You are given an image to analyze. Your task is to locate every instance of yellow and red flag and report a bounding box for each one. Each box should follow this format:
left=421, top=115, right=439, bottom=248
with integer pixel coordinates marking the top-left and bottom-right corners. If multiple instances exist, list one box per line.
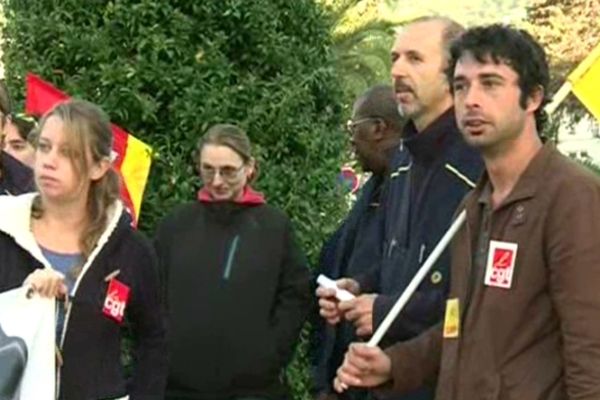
left=568, top=42, right=600, bottom=121
left=25, top=73, right=152, bottom=226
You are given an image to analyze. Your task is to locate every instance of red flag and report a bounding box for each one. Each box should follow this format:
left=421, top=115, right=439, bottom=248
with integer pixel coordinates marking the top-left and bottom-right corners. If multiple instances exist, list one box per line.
left=25, top=73, right=152, bottom=226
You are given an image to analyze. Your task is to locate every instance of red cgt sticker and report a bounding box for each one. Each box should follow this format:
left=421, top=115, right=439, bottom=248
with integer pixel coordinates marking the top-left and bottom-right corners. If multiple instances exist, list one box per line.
left=102, top=278, right=130, bottom=323
left=484, top=240, right=518, bottom=289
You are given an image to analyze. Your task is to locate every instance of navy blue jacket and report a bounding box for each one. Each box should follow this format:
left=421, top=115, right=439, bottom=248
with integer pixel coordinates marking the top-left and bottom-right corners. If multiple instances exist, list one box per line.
left=356, top=109, right=483, bottom=399
left=312, top=174, right=386, bottom=399
left=0, top=151, right=34, bottom=195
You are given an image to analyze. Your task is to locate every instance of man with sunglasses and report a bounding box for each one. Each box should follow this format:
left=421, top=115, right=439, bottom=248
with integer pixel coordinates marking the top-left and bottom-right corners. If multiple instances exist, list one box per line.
left=313, top=85, right=403, bottom=400
left=317, top=16, right=483, bottom=400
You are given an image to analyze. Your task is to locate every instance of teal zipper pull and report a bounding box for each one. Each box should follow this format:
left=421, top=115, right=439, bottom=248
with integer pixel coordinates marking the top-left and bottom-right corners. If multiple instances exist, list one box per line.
left=223, top=235, right=240, bottom=280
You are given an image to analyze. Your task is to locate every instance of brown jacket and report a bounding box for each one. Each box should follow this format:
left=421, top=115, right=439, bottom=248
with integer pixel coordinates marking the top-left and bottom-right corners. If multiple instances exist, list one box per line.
left=383, top=143, right=600, bottom=400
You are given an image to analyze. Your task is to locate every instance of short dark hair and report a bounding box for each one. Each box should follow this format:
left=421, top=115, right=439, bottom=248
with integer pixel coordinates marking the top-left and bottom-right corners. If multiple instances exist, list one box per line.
left=448, top=24, right=550, bottom=132
left=354, top=84, right=404, bottom=132
left=11, top=114, right=38, bottom=142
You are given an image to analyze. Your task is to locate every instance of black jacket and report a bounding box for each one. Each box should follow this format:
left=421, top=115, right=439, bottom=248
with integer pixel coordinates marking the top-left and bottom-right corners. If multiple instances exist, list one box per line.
left=0, top=194, right=167, bottom=400
left=312, top=174, right=386, bottom=400
left=155, top=200, right=311, bottom=400
left=0, top=151, right=34, bottom=195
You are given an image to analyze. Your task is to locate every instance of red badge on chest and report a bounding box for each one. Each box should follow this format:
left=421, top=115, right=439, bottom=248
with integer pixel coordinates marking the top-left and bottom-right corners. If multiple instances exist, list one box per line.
left=102, top=278, right=130, bottom=323
left=484, top=240, right=518, bottom=289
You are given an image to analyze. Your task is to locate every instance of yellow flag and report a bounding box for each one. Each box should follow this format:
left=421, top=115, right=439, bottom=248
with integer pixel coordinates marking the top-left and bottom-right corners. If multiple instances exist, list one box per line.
left=568, top=42, right=600, bottom=121
left=119, top=134, right=153, bottom=223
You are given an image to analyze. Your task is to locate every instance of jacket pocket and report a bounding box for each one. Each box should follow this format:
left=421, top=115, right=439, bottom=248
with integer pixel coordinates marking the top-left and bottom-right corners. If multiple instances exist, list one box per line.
left=223, top=235, right=240, bottom=280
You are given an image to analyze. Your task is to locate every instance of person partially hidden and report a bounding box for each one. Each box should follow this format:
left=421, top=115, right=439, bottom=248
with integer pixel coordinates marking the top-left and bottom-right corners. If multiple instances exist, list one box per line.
left=0, top=323, right=28, bottom=399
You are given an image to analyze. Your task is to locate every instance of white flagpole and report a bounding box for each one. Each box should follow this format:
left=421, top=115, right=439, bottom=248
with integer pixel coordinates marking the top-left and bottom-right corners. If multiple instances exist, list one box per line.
left=367, top=210, right=467, bottom=347
left=545, top=81, right=572, bottom=116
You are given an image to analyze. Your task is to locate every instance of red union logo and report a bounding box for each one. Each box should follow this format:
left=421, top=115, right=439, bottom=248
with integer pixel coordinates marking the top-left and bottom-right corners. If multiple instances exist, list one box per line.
left=104, top=291, right=126, bottom=319
left=102, top=279, right=130, bottom=323
left=492, top=248, right=514, bottom=270
left=485, top=240, right=518, bottom=289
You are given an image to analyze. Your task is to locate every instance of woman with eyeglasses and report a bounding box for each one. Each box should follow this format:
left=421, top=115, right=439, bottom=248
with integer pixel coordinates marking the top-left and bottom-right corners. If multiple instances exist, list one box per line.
left=155, top=123, right=311, bottom=400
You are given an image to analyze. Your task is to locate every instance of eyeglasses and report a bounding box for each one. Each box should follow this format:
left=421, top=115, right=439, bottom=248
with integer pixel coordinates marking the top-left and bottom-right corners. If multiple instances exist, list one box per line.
left=346, top=117, right=381, bottom=135
left=199, top=164, right=246, bottom=182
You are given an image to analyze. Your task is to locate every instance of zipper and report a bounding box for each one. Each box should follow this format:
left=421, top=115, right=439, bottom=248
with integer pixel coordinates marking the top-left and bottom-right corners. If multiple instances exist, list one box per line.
left=387, top=238, right=398, bottom=258
left=418, top=244, right=426, bottom=264
left=461, top=209, right=491, bottom=325
left=55, top=203, right=123, bottom=399
left=57, top=298, right=72, bottom=397
left=462, top=262, right=479, bottom=323
left=222, top=235, right=240, bottom=280
left=58, top=203, right=122, bottom=349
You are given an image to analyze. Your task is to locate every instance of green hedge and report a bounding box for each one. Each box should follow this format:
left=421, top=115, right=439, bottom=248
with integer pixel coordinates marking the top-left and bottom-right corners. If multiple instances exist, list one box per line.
left=2, top=0, right=348, bottom=398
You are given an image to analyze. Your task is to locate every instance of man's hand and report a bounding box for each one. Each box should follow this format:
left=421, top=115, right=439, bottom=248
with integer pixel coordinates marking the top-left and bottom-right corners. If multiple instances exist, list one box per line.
left=316, top=278, right=360, bottom=325
left=334, top=343, right=392, bottom=392
left=339, top=294, right=376, bottom=337
left=24, top=268, right=67, bottom=299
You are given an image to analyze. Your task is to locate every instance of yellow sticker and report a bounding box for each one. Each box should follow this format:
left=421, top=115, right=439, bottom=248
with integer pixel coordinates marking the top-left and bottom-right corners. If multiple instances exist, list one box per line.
left=443, top=298, right=460, bottom=338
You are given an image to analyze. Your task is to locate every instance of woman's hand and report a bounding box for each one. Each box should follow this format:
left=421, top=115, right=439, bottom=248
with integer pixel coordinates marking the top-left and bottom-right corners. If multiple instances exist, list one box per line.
left=24, top=269, right=67, bottom=299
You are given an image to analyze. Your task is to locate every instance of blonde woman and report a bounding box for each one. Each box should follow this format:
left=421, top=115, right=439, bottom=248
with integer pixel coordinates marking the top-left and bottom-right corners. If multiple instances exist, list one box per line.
left=0, top=100, right=167, bottom=399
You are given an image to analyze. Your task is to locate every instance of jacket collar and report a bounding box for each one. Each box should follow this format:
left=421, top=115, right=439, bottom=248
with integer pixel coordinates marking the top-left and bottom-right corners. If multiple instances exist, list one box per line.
left=468, top=141, right=556, bottom=211
left=0, top=193, right=124, bottom=295
left=0, top=193, right=49, bottom=267
left=197, top=185, right=266, bottom=205
left=403, top=107, right=457, bottom=164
